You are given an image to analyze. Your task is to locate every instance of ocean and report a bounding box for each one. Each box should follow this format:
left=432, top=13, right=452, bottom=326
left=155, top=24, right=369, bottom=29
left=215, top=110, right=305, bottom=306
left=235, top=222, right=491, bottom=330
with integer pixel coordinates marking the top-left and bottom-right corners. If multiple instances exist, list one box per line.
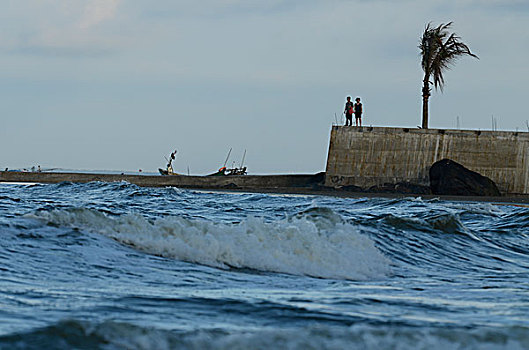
left=1, top=181, right=528, bottom=349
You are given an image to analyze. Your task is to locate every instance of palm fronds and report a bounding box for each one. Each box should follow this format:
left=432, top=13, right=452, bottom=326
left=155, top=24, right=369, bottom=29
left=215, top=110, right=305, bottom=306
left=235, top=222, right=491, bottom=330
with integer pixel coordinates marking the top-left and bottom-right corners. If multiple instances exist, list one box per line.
left=419, top=22, right=478, bottom=128
left=420, top=22, right=478, bottom=91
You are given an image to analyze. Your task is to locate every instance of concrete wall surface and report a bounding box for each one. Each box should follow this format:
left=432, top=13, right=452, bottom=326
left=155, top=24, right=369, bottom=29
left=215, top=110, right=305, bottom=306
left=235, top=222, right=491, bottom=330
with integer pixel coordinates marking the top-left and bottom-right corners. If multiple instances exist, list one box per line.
left=325, top=126, right=529, bottom=194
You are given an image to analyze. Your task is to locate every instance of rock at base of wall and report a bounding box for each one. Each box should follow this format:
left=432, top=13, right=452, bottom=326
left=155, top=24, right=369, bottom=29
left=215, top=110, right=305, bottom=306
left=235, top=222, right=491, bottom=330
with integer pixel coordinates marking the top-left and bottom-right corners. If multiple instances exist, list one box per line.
left=395, top=182, right=432, bottom=195
left=341, top=184, right=364, bottom=192
left=429, top=159, right=501, bottom=196
left=367, top=182, right=432, bottom=195
left=222, top=183, right=240, bottom=189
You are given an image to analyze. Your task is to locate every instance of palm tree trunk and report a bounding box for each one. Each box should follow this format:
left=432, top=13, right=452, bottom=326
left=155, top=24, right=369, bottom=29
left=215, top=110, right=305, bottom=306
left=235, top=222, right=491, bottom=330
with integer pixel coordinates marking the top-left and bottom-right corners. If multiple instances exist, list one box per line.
left=421, top=77, right=430, bottom=129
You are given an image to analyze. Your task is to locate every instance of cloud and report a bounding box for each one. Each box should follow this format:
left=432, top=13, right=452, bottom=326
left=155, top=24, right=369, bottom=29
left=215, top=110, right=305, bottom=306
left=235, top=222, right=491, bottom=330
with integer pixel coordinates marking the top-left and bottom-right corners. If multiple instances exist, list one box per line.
left=0, top=0, right=126, bottom=57
left=79, top=0, right=121, bottom=29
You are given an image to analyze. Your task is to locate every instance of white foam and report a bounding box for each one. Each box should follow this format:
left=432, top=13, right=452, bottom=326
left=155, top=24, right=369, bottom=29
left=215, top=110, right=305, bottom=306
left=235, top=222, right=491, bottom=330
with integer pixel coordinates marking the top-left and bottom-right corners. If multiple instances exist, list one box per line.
left=35, top=320, right=529, bottom=350
left=448, top=202, right=505, bottom=216
left=27, top=208, right=391, bottom=280
left=175, top=325, right=529, bottom=350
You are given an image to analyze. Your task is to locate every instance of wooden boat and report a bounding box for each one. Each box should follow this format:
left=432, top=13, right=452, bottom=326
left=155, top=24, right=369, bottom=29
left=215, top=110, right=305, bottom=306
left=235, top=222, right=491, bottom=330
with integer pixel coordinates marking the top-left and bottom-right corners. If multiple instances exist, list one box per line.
left=207, top=148, right=247, bottom=176
left=158, top=168, right=178, bottom=176
left=207, top=166, right=247, bottom=177
left=159, top=148, right=247, bottom=176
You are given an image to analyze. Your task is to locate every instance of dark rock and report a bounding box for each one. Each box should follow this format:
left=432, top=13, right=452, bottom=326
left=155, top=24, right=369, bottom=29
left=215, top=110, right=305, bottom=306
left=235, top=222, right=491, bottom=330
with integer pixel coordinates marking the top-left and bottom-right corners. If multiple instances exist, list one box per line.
left=367, top=183, right=398, bottom=193
left=310, top=183, right=326, bottom=191
left=341, top=185, right=364, bottom=192
left=429, top=159, right=501, bottom=196
left=311, top=172, right=326, bottom=184
left=367, top=182, right=431, bottom=195
left=222, top=183, right=239, bottom=189
left=394, top=182, right=432, bottom=195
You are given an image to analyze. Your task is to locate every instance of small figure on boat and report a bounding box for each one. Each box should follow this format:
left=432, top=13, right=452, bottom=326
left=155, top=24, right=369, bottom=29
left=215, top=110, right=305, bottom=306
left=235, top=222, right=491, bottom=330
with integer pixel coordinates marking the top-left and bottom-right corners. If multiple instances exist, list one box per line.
left=159, top=150, right=178, bottom=176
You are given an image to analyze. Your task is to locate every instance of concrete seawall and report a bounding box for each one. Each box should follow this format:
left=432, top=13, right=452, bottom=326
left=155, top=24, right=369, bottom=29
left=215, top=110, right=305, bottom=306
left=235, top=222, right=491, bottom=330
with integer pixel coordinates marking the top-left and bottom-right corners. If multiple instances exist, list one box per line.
left=325, top=126, right=529, bottom=194
left=0, top=171, right=325, bottom=191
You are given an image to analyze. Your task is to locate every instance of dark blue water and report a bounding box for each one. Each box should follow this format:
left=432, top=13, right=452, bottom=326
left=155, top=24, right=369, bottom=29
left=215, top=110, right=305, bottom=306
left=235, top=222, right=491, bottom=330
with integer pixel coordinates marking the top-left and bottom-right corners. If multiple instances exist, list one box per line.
left=1, top=181, right=529, bottom=349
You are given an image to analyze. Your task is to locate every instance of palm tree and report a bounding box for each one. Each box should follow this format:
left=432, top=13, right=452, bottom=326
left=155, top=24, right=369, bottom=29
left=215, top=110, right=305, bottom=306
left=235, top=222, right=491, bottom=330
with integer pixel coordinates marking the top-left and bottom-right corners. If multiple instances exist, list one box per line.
left=419, top=22, right=478, bottom=129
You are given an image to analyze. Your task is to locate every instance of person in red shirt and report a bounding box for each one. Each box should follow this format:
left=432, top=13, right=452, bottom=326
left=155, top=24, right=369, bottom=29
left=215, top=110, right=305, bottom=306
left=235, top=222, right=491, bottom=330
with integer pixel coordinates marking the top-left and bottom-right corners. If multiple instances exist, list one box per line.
left=344, top=96, right=354, bottom=126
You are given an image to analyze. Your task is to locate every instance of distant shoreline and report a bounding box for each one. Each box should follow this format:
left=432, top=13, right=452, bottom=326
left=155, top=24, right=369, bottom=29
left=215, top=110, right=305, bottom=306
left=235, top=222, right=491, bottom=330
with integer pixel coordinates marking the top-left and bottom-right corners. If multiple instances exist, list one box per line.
left=1, top=171, right=529, bottom=205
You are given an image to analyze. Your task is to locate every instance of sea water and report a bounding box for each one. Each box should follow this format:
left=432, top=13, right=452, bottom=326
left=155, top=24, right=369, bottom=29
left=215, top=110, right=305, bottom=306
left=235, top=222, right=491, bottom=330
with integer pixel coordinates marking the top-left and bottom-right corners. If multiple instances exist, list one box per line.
left=0, top=181, right=528, bottom=349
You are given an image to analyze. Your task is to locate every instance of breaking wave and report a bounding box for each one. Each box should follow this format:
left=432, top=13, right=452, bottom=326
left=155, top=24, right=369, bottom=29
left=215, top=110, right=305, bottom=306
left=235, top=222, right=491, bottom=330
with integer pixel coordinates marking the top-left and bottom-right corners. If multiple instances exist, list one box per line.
left=26, top=207, right=391, bottom=281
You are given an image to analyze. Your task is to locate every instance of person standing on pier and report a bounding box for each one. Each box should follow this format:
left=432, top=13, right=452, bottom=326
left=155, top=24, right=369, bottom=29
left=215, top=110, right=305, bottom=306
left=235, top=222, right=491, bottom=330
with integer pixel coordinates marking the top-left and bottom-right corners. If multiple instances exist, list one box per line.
left=354, top=97, right=363, bottom=127
left=344, top=96, right=354, bottom=126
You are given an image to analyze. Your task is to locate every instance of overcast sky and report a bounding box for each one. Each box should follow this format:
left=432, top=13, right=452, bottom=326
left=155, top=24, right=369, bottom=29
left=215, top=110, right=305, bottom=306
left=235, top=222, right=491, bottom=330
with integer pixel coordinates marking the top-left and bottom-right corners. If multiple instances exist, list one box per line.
left=1, top=0, right=528, bottom=174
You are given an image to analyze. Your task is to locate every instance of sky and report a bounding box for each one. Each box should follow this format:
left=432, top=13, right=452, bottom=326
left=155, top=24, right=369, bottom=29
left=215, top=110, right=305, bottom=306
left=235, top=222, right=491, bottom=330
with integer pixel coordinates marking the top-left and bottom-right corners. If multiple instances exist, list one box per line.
left=1, top=0, right=528, bottom=174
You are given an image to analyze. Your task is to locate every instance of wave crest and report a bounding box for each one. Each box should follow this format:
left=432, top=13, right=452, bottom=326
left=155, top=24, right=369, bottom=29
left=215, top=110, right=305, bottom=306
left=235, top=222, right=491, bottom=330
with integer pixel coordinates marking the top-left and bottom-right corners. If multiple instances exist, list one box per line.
left=382, top=212, right=472, bottom=236
left=26, top=208, right=390, bottom=280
